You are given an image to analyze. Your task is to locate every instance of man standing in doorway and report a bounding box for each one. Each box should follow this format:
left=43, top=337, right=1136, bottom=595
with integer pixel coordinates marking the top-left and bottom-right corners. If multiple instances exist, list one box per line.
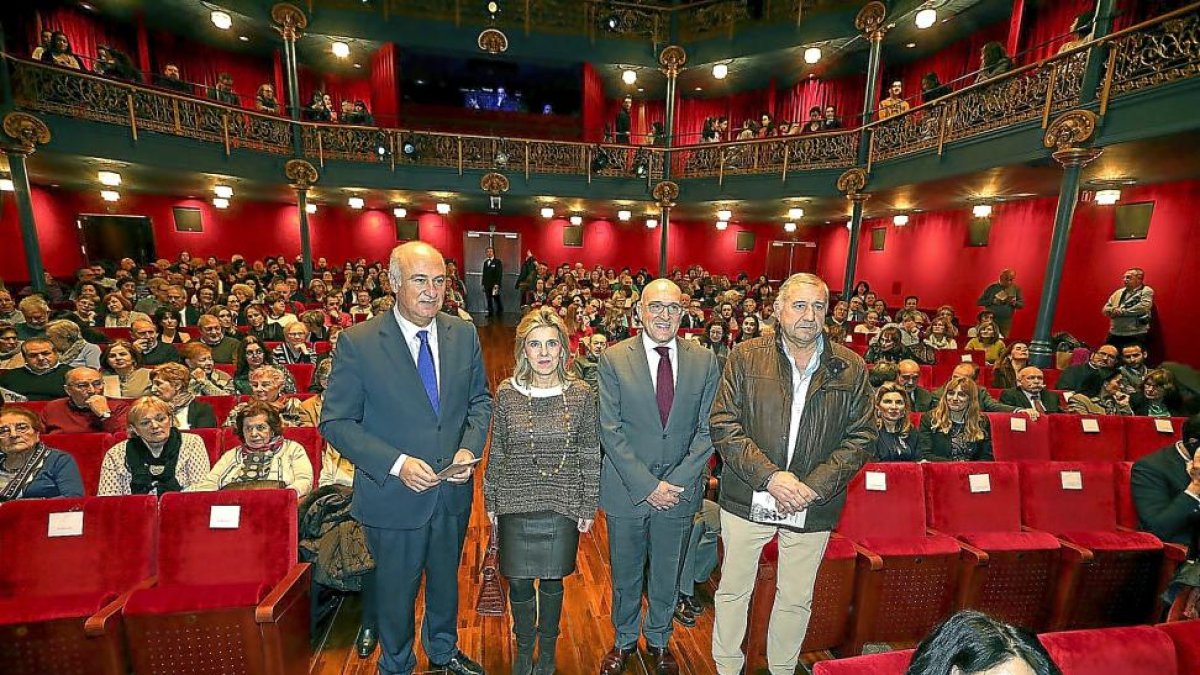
left=482, top=247, right=504, bottom=318
left=709, top=273, right=874, bottom=675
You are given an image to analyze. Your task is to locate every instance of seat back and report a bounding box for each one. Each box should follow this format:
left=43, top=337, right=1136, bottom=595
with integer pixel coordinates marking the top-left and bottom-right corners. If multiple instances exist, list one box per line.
left=836, top=463, right=927, bottom=541
left=923, top=461, right=1022, bottom=535
left=1114, top=461, right=1138, bottom=529
left=1039, top=625, right=1178, bottom=675
left=284, top=363, right=315, bottom=389
left=1042, top=368, right=1062, bottom=389
left=0, top=495, right=157, bottom=598
left=156, top=489, right=298, bottom=588
left=1124, top=416, right=1185, bottom=461
left=283, top=426, right=323, bottom=478
left=1050, top=414, right=1126, bottom=462
left=1019, top=462, right=1119, bottom=534
left=1156, top=620, right=1200, bottom=675
left=811, top=649, right=913, bottom=675
left=197, top=395, right=240, bottom=426
left=44, top=432, right=114, bottom=496
left=988, top=412, right=1052, bottom=462
left=919, top=365, right=934, bottom=389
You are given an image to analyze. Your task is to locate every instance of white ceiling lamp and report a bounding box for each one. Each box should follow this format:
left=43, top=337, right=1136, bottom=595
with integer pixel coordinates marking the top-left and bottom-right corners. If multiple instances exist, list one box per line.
left=1095, top=189, right=1122, bottom=205
left=210, top=10, right=232, bottom=30
left=972, top=204, right=993, bottom=218
left=0, top=178, right=13, bottom=191
left=617, top=209, right=632, bottom=221
left=645, top=218, right=658, bottom=229
left=715, top=220, right=728, bottom=231
left=804, top=47, right=822, bottom=64
left=213, top=197, right=230, bottom=209
left=569, top=215, right=583, bottom=226
left=331, top=41, right=351, bottom=58
left=540, top=207, right=555, bottom=219
left=436, top=202, right=451, bottom=214
left=784, top=222, right=797, bottom=233
left=893, top=214, right=910, bottom=226
left=393, top=207, right=407, bottom=218
left=100, top=190, right=120, bottom=202
left=213, top=184, right=233, bottom=199
left=915, top=7, right=938, bottom=29
left=348, top=196, right=365, bottom=209
left=305, top=203, right=317, bottom=214
left=622, top=69, right=637, bottom=85
left=712, top=63, right=728, bottom=80
left=787, top=207, right=804, bottom=219
left=716, top=208, right=732, bottom=221
left=97, top=171, right=122, bottom=187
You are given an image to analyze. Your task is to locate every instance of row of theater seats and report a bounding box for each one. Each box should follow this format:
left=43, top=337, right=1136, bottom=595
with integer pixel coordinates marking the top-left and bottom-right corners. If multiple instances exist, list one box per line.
left=813, top=620, right=1200, bottom=675
left=0, top=490, right=310, bottom=675
left=981, top=412, right=1186, bottom=463
left=743, top=460, right=1184, bottom=668
left=36, top=425, right=327, bottom=496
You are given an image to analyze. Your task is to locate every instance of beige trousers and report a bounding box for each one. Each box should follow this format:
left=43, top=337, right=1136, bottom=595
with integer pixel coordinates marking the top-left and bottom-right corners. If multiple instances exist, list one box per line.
left=711, top=508, right=830, bottom=675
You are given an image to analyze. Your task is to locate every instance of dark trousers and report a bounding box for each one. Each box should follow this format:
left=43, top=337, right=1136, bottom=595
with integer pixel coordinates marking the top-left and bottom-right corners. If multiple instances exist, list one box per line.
left=606, top=511, right=692, bottom=650
left=485, top=285, right=503, bottom=316
left=364, top=497, right=470, bottom=675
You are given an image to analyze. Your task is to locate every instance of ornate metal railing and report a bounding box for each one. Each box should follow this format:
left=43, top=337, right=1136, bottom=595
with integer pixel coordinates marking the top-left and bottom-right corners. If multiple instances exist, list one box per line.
left=673, top=130, right=860, bottom=181
left=1106, top=6, right=1200, bottom=96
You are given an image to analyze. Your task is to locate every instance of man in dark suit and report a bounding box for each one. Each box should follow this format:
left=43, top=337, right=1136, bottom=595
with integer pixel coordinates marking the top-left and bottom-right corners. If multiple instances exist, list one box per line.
left=999, top=366, right=1062, bottom=413
left=132, top=319, right=182, bottom=366
left=321, top=242, right=493, bottom=675
left=165, top=284, right=201, bottom=327
left=615, top=96, right=632, bottom=144
left=598, top=279, right=720, bottom=675
left=481, top=247, right=503, bottom=317
left=1057, top=345, right=1118, bottom=397
left=897, top=359, right=934, bottom=412
left=1130, top=413, right=1200, bottom=551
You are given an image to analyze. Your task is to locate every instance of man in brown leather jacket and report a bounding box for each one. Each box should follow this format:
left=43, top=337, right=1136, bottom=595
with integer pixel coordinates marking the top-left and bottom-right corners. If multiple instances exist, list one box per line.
left=709, top=273, right=875, bottom=675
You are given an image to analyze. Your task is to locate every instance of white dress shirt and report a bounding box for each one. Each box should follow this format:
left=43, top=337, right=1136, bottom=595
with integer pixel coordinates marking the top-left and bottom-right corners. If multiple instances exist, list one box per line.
left=781, top=338, right=825, bottom=470
left=389, top=307, right=441, bottom=477
left=640, top=332, right=678, bottom=391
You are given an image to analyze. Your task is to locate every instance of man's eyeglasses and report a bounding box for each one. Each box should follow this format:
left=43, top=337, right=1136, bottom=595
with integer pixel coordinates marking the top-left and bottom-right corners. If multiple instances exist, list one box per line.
left=646, top=302, right=683, bottom=317
left=0, top=423, right=33, bottom=436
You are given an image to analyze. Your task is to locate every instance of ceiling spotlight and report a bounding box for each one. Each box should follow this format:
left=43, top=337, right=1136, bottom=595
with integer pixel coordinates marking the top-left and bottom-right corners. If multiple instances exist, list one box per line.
left=332, top=41, right=350, bottom=58
left=570, top=215, right=583, bottom=226
left=617, top=209, right=631, bottom=221
left=97, top=171, right=121, bottom=187
left=436, top=202, right=451, bottom=214
left=715, top=220, right=728, bottom=230
left=1095, top=189, right=1122, bottom=205
left=893, top=214, right=910, bottom=226
left=622, top=69, right=637, bottom=85
left=716, top=209, right=732, bottom=221
left=804, top=47, right=822, bottom=64
left=906, top=42, right=917, bottom=48
left=540, top=207, right=555, bottom=219
left=486, top=1, right=500, bottom=18
left=972, top=204, right=993, bottom=218
left=393, top=207, right=407, bottom=218
left=238, top=35, right=250, bottom=42
left=915, top=7, right=938, bottom=29
left=210, top=10, right=232, bottom=30
left=305, top=203, right=317, bottom=214
left=213, top=197, right=229, bottom=209
left=784, top=222, right=797, bottom=233
left=213, top=184, right=233, bottom=199
left=645, top=218, right=658, bottom=229
left=0, top=179, right=13, bottom=191
left=603, top=13, right=621, bottom=31
left=787, top=207, right=804, bottom=219
left=348, top=196, right=365, bottom=209
left=100, top=190, right=120, bottom=202
left=712, top=63, right=728, bottom=80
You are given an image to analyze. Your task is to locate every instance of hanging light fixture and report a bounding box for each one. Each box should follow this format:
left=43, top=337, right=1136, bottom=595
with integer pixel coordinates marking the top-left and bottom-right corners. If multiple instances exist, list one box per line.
left=213, top=197, right=230, bottom=209
left=436, top=202, right=451, bottom=214
left=213, top=184, right=233, bottom=199
left=617, top=209, right=632, bottom=221
left=210, top=10, right=232, bottom=30
left=569, top=215, right=583, bottom=226
left=915, top=7, right=938, bottom=29
left=622, top=69, right=637, bottom=85
left=393, top=207, right=407, bottom=218
left=893, top=214, right=910, bottom=226
left=97, top=171, right=122, bottom=187
left=540, top=207, right=555, bottom=219
left=348, top=196, right=365, bottom=209
left=716, top=208, right=732, bottom=221
left=712, top=63, right=728, bottom=80
left=100, top=190, right=120, bottom=202
left=645, top=218, right=658, bottom=229
left=784, top=222, right=797, bottom=233
left=331, top=41, right=351, bottom=58
left=972, top=204, right=993, bottom=218
left=1095, top=189, right=1122, bottom=205
left=305, top=203, right=317, bottom=214
left=804, top=47, right=822, bottom=64
left=715, top=220, right=728, bottom=230
left=787, top=207, right=804, bottom=219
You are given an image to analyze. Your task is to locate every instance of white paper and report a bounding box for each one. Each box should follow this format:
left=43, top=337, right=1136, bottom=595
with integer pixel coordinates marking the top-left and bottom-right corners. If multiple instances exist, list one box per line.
left=209, top=505, right=241, bottom=529
left=969, top=474, right=992, bottom=493
left=48, top=511, right=84, bottom=538
left=1062, top=390, right=1075, bottom=402
left=1060, top=470, right=1083, bottom=490
left=1154, top=419, right=1174, bottom=433
left=1081, top=418, right=1100, bottom=433
left=436, top=456, right=483, bottom=479
left=1010, top=416, right=1027, bottom=432
left=960, top=354, right=974, bottom=363
left=749, top=491, right=807, bottom=528
left=864, top=471, right=888, bottom=492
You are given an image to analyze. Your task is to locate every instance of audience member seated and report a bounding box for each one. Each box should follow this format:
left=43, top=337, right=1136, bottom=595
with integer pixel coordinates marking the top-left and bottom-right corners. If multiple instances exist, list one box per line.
left=39, top=31, right=84, bottom=70
left=102, top=291, right=149, bottom=327
left=0, top=407, right=84, bottom=499
left=865, top=326, right=930, bottom=364
left=97, top=396, right=211, bottom=496
left=209, top=304, right=240, bottom=339
left=1131, top=413, right=1200, bottom=554
left=923, top=317, right=958, bottom=350
left=964, top=322, right=1005, bottom=365
left=15, top=296, right=50, bottom=339
left=901, top=296, right=931, bottom=327
left=94, top=45, right=137, bottom=81
left=1058, top=344, right=1118, bottom=396
left=905, top=610, right=1060, bottom=675
left=999, top=366, right=1062, bottom=414
left=1059, top=12, right=1095, bottom=54
left=132, top=318, right=183, bottom=366
left=153, top=307, right=191, bottom=345
left=304, top=91, right=331, bottom=122
left=920, top=72, right=953, bottom=104
left=877, top=80, right=911, bottom=120
left=918, top=375, right=994, bottom=461
left=245, top=302, right=284, bottom=341
left=1119, top=343, right=1150, bottom=390
left=179, top=342, right=236, bottom=396
left=42, top=366, right=130, bottom=434
left=193, top=314, right=239, bottom=364
left=871, top=382, right=919, bottom=461
left=990, top=341, right=1030, bottom=390
left=101, top=339, right=154, bottom=399
left=1132, top=368, right=1190, bottom=417
left=933, top=363, right=1023, bottom=415
left=0, top=322, right=24, bottom=369
left=70, top=294, right=99, bottom=327
left=699, top=321, right=730, bottom=370
left=975, top=41, right=1014, bottom=83
left=572, top=332, right=607, bottom=391
left=1067, top=371, right=1134, bottom=415
left=0, top=289, right=23, bottom=325
left=46, top=319, right=101, bottom=369
left=799, top=106, right=824, bottom=134
left=965, top=310, right=1002, bottom=340
left=29, top=29, right=52, bottom=61
left=269, top=318, right=313, bottom=365
left=150, top=363, right=218, bottom=430
left=869, top=361, right=899, bottom=389
left=255, top=83, right=279, bottom=113
left=232, top=335, right=295, bottom=395
left=846, top=297, right=867, bottom=323
left=854, top=310, right=883, bottom=337
left=153, top=63, right=194, bottom=95
left=189, top=400, right=312, bottom=496
left=823, top=105, right=842, bottom=129
left=736, top=315, right=762, bottom=343
left=897, top=359, right=935, bottom=412
left=894, top=311, right=924, bottom=347
left=227, top=365, right=305, bottom=427
left=0, top=338, right=70, bottom=401
left=208, top=72, right=239, bottom=106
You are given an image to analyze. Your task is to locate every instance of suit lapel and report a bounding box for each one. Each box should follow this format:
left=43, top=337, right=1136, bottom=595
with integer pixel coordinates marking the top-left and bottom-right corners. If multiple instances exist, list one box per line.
left=376, top=313, right=436, bottom=417
left=627, top=337, right=657, bottom=411
left=667, top=340, right=695, bottom=429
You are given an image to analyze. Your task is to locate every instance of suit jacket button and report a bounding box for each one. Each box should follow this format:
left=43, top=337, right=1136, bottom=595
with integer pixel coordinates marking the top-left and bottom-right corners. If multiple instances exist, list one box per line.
left=662, top=433, right=667, bottom=439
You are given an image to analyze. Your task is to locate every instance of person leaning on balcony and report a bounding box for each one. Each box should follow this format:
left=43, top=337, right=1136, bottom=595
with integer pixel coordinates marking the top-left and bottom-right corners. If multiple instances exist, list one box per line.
left=30, top=29, right=52, bottom=61
left=878, top=81, right=911, bottom=120
left=40, top=31, right=84, bottom=71
left=154, top=63, right=194, bottom=96
left=208, top=72, right=239, bottom=107
left=256, top=83, right=279, bottom=114
left=921, top=72, right=953, bottom=104
left=1059, top=12, right=1094, bottom=54
left=976, top=41, right=1014, bottom=83
left=800, top=106, right=824, bottom=134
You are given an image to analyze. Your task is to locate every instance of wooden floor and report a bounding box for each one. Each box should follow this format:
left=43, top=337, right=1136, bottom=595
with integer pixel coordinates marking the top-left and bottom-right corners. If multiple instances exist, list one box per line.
left=310, top=317, right=805, bottom=675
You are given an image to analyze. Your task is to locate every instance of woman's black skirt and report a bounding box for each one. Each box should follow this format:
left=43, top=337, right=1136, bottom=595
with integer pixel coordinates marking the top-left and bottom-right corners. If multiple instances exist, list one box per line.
left=498, top=510, right=579, bottom=579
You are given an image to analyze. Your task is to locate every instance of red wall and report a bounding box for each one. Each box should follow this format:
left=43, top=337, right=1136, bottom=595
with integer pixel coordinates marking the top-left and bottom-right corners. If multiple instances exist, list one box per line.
left=815, top=180, right=1199, bottom=365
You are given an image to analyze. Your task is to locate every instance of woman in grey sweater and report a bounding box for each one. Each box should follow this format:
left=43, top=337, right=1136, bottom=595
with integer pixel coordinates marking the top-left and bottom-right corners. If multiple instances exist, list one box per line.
left=484, top=307, right=600, bottom=675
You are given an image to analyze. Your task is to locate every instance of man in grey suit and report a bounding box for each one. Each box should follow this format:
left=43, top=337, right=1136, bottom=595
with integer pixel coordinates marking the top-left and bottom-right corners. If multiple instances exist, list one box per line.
left=598, top=279, right=720, bottom=675
left=321, top=242, right=493, bottom=675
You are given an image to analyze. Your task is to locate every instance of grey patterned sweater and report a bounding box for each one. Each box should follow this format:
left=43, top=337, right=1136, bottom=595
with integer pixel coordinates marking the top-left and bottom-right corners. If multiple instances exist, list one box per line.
left=484, top=378, right=601, bottom=521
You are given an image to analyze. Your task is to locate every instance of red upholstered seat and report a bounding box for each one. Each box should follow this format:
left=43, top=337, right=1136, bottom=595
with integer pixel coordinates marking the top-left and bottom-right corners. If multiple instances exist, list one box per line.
left=213, top=363, right=236, bottom=376
left=1050, top=413, right=1126, bottom=462
left=285, top=363, right=315, bottom=389
left=919, top=365, right=933, bottom=389
left=988, top=412, right=1052, bottom=462
left=835, top=463, right=961, bottom=655
left=811, top=648, right=913, bottom=675
left=97, top=326, right=131, bottom=341
left=1124, top=416, right=1185, bottom=461
left=125, top=583, right=267, bottom=616
left=44, top=432, right=113, bottom=496
left=1114, top=461, right=1138, bottom=529
left=1039, top=625, right=1179, bottom=675
left=283, top=426, right=324, bottom=478
left=1042, top=368, right=1061, bottom=389
left=0, top=495, right=158, bottom=675
left=956, top=530, right=1063, bottom=551
left=1157, top=619, right=1200, bottom=675
left=197, top=395, right=240, bottom=426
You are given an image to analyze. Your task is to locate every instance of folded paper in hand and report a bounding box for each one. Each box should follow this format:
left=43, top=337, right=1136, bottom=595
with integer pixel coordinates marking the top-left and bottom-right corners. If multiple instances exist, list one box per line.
left=749, top=490, right=807, bottom=528
left=437, top=456, right=483, bottom=479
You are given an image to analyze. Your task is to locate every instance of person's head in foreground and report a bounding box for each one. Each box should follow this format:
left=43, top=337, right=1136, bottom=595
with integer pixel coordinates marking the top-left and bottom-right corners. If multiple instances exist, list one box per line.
left=905, top=611, right=1061, bottom=675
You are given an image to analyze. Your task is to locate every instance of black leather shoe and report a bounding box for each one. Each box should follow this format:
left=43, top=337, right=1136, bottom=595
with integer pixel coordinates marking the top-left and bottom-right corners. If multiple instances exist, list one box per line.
left=680, top=594, right=703, bottom=616
left=355, top=626, right=377, bottom=658
left=432, top=650, right=485, bottom=675
left=672, top=600, right=696, bottom=627
left=599, top=645, right=636, bottom=675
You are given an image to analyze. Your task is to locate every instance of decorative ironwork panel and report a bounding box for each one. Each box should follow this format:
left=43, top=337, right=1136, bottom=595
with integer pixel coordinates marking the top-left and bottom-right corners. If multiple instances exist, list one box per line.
left=941, top=55, right=1084, bottom=145
left=526, top=140, right=587, bottom=174
left=1109, top=10, right=1200, bottom=94
left=871, top=106, right=949, bottom=161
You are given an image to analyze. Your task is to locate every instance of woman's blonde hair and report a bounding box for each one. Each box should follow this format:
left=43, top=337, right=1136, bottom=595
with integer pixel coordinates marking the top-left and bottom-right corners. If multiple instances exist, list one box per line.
left=929, top=375, right=985, bottom=441
left=513, top=307, right=575, bottom=387
left=873, top=382, right=913, bottom=434
left=127, top=395, right=173, bottom=428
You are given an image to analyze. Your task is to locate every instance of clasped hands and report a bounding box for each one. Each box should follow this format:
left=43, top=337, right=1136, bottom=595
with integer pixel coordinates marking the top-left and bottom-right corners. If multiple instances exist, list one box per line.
left=767, top=471, right=819, bottom=516
left=399, top=448, right=475, bottom=492
left=647, top=480, right=685, bottom=510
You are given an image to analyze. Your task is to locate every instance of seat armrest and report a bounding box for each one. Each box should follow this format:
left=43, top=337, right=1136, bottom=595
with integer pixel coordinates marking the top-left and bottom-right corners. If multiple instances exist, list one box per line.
left=85, top=576, right=157, bottom=637
left=929, top=528, right=990, bottom=566
left=844, top=538, right=884, bottom=571
left=1023, top=526, right=1095, bottom=563
left=1163, top=541, right=1189, bottom=562
left=256, top=563, right=311, bottom=624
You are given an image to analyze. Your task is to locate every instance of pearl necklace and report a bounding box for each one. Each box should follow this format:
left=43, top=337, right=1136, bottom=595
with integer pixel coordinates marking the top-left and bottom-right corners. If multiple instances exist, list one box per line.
left=526, top=383, right=571, bottom=478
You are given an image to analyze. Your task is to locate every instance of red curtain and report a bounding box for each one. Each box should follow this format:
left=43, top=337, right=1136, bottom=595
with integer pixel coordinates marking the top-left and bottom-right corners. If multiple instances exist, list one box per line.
left=33, top=5, right=135, bottom=68
left=777, top=74, right=866, bottom=128
left=602, top=97, right=665, bottom=143
left=370, top=44, right=401, bottom=126
left=1021, top=0, right=1099, bottom=63
left=150, top=31, right=274, bottom=105
left=893, top=20, right=1007, bottom=104
left=582, top=63, right=607, bottom=142
left=674, top=96, right=729, bottom=143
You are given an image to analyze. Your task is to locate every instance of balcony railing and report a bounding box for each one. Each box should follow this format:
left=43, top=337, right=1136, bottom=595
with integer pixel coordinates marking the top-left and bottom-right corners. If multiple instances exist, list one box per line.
left=6, top=2, right=1198, bottom=184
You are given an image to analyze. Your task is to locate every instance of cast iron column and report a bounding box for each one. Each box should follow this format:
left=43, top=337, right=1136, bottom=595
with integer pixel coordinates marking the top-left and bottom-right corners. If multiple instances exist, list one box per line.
left=285, top=160, right=319, bottom=283
left=1029, top=111, right=1103, bottom=367
left=1080, top=0, right=1118, bottom=104
left=2, top=113, right=52, bottom=294
left=271, top=3, right=307, bottom=155
left=837, top=168, right=870, bottom=299
left=856, top=2, right=888, bottom=163
left=656, top=45, right=686, bottom=279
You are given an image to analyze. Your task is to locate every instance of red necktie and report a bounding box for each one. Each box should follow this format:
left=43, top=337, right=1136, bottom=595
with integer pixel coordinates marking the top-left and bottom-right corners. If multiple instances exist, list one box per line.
left=655, top=346, right=674, bottom=428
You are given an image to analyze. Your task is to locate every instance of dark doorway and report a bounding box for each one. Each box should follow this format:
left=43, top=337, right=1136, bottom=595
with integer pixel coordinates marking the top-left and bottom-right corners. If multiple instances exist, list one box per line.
left=463, top=230, right=520, bottom=314
left=78, top=214, right=156, bottom=266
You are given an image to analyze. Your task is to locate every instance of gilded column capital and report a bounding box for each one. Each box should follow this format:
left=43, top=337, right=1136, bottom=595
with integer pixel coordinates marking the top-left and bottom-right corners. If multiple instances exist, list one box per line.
left=855, top=2, right=888, bottom=42
left=285, top=159, right=319, bottom=189
left=477, top=28, right=509, bottom=54
left=658, top=46, right=687, bottom=78
left=1043, top=110, right=1103, bottom=168
left=271, top=3, right=308, bottom=41
left=480, top=172, right=510, bottom=194
left=652, top=180, right=679, bottom=208
left=837, top=167, right=871, bottom=201
left=2, top=112, right=51, bottom=155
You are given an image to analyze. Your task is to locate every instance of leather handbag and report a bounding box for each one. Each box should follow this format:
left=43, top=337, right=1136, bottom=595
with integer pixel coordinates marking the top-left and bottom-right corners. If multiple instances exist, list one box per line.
left=474, top=523, right=506, bottom=616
